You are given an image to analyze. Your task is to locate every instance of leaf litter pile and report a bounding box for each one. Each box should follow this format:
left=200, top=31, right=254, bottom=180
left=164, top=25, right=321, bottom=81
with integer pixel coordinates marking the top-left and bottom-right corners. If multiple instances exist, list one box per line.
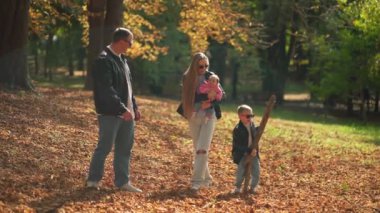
left=0, top=87, right=379, bottom=212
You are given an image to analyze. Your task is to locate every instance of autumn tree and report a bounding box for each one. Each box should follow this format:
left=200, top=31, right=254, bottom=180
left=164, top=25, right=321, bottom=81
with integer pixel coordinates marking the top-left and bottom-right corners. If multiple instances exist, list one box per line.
left=252, top=0, right=302, bottom=104
left=30, top=0, right=85, bottom=80
left=84, top=0, right=168, bottom=90
left=0, top=0, right=32, bottom=90
left=175, top=0, right=285, bottom=100
left=122, top=0, right=262, bottom=97
left=178, top=1, right=260, bottom=53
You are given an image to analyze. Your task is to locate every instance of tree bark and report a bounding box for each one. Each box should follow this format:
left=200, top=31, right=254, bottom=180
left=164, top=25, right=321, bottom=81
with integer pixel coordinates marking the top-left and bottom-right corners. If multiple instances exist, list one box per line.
left=85, top=0, right=107, bottom=90
left=231, top=57, right=240, bottom=100
left=68, top=53, right=74, bottom=76
left=266, top=28, right=288, bottom=104
left=44, top=33, right=53, bottom=79
left=259, top=1, right=295, bottom=104
left=0, top=0, right=32, bottom=90
left=374, top=91, right=379, bottom=113
left=103, top=0, right=124, bottom=46
left=209, top=40, right=227, bottom=84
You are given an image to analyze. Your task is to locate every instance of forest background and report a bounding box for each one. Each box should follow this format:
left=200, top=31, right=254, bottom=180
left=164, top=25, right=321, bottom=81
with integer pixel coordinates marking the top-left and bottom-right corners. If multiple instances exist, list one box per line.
left=0, top=0, right=379, bottom=212
left=1, top=0, right=380, bottom=118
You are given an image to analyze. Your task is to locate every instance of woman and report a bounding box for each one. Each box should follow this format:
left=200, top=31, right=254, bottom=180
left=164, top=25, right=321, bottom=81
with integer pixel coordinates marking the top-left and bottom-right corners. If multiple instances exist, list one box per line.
left=180, top=52, right=224, bottom=191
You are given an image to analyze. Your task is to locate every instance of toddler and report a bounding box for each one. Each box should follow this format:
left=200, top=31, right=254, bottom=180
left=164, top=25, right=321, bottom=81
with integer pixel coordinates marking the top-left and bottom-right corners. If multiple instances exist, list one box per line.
left=195, top=74, right=223, bottom=122
left=231, top=104, right=260, bottom=193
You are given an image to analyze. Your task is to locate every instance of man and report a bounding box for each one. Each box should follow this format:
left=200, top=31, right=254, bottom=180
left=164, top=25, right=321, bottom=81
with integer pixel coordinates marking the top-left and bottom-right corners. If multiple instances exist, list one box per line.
left=86, top=27, right=142, bottom=192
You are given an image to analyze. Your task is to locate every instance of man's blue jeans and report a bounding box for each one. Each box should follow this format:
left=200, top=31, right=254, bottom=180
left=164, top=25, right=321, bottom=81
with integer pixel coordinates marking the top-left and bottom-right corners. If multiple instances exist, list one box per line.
left=235, top=155, right=260, bottom=189
left=87, top=115, right=135, bottom=187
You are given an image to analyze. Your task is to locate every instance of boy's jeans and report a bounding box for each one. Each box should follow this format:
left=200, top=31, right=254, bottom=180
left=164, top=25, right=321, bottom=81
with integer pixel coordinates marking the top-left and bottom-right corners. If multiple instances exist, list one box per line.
left=189, top=111, right=216, bottom=187
left=235, top=155, right=260, bottom=189
left=87, top=115, right=135, bottom=187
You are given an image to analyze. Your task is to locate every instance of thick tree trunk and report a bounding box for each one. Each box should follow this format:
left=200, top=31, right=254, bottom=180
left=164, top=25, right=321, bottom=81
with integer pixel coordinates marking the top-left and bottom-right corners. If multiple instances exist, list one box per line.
left=0, top=0, right=32, bottom=90
left=209, top=40, right=227, bottom=84
left=259, top=1, right=295, bottom=104
left=85, top=0, right=107, bottom=90
left=44, top=33, right=53, bottom=80
left=103, top=0, right=124, bottom=45
left=85, top=0, right=124, bottom=90
left=268, top=28, right=288, bottom=104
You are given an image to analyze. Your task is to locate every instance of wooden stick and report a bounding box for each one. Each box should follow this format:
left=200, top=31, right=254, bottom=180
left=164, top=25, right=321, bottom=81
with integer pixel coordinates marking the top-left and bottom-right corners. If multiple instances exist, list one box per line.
left=243, top=95, right=276, bottom=192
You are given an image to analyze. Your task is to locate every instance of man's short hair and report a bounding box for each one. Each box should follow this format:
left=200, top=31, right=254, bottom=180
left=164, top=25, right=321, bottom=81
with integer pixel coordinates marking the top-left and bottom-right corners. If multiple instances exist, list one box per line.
left=113, top=27, right=132, bottom=42
left=237, top=104, right=252, bottom=114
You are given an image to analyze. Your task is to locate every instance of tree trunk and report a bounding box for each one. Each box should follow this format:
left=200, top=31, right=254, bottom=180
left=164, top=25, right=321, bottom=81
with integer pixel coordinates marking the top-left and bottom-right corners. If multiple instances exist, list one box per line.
left=347, top=96, right=353, bottom=115
left=68, top=53, right=74, bottom=76
left=44, top=33, right=53, bottom=79
left=85, top=0, right=107, bottom=90
left=375, top=91, right=379, bottom=113
left=77, top=47, right=85, bottom=71
left=360, top=91, right=367, bottom=122
left=231, top=57, right=240, bottom=100
left=209, top=40, right=227, bottom=84
left=259, top=0, right=294, bottom=104
left=85, top=0, right=124, bottom=90
left=269, top=28, right=288, bottom=104
left=34, top=53, right=39, bottom=75
left=0, top=0, right=32, bottom=90
left=103, top=0, right=124, bottom=46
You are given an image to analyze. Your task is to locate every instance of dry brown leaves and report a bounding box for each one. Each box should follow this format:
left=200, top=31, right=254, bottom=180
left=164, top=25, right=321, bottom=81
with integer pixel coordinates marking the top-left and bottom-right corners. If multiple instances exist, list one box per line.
left=0, top=87, right=379, bottom=212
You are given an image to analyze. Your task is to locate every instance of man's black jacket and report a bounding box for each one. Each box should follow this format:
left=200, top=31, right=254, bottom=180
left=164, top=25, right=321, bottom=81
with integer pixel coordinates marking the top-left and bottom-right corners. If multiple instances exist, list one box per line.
left=92, top=48, right=137, bottom=116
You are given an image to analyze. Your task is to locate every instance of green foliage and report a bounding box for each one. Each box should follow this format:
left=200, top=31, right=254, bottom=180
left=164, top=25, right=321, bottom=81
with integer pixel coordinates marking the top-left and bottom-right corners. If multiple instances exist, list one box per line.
left=26, top=0, right=380, bottom=116
left=129, top=1, right=191, bottom=96
left=308, top=0, right=380, bottom=102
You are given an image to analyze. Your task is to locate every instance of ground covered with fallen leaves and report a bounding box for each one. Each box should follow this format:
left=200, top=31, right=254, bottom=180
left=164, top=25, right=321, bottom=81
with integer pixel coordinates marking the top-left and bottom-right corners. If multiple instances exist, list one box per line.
left=0, top=87, right=379, bottom=212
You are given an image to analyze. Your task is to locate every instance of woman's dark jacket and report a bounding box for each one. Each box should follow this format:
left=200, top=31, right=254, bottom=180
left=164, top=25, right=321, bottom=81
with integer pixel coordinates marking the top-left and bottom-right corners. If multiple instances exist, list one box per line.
left=92, top=48, right=138, bottom=116
left=177, top=71, right=224, bottom=119
left=232, top=121, right=259, bottom=164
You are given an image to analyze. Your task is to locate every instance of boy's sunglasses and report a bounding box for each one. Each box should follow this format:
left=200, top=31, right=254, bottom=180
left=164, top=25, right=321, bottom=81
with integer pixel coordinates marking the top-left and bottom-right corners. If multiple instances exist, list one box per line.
left=198, top=64, right=209, bottom=69
left=245, top=114, right=254, bottom=119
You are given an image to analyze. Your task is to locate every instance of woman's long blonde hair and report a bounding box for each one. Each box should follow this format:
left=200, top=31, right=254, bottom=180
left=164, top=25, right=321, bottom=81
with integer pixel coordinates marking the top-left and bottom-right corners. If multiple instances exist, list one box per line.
left=181, top=52, right=209, bottom=119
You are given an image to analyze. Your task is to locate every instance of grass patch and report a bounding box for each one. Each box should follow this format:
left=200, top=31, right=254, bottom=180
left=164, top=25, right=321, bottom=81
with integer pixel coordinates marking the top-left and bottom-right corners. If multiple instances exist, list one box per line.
left=31, top=70, right=85, bottom=89
left=285, top=81, right=308, bottom=93
left=221, top=102, right=380, bottom=148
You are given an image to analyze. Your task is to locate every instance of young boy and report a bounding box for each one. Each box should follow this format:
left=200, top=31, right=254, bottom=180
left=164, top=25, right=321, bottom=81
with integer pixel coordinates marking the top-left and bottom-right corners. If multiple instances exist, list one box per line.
left=231, top=104, right=260, bottom=193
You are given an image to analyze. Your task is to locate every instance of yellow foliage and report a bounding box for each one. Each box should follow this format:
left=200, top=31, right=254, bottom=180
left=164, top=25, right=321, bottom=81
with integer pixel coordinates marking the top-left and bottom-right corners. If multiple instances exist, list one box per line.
left=30, top=0, right=85, bottom=39
left=123, top=12, right=169, bottom=60
left=125, top=0, right=167, bottom=15
left=178, top=0, right=255, bottom=53
left=30, top=0, right=258, bottom=60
